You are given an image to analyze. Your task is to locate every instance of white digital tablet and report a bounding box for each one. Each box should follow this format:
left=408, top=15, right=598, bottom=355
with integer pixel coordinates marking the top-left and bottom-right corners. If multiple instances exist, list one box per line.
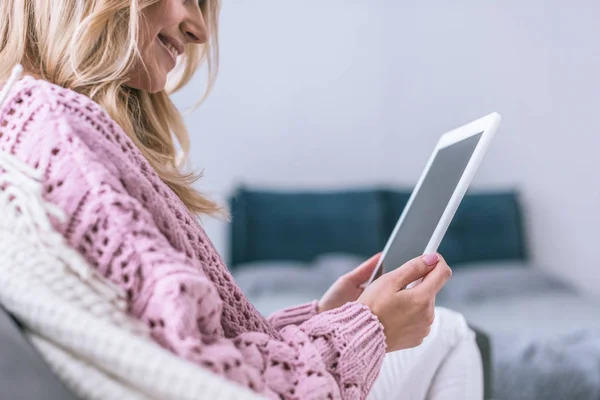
left=365, top=112, right=502, bottom=286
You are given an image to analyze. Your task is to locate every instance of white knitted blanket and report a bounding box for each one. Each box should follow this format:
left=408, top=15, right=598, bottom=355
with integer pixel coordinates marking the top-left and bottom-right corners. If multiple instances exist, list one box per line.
left=0, top=92, right=263, bottom=399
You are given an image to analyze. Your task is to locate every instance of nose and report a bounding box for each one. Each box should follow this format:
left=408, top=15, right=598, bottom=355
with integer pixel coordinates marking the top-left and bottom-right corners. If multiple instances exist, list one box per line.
left=181, top=7, right=208, bottom=45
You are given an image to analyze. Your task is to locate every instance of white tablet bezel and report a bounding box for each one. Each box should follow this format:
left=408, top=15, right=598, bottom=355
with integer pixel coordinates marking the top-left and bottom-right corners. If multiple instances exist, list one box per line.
left=365, top=112, right=502, bottom=286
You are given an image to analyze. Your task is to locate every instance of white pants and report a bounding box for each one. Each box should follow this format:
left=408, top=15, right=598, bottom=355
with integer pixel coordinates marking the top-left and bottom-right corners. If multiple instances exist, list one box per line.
left=368, top=307, right=484, bottom=400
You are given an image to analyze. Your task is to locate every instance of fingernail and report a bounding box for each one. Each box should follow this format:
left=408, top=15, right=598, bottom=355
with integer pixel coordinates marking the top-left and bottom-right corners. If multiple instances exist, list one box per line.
left=422, top=253, right=439, bottom=266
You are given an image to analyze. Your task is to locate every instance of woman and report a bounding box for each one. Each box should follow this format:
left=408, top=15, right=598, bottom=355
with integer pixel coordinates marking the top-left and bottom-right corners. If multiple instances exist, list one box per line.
left=0, top=1, right=482, bottom=399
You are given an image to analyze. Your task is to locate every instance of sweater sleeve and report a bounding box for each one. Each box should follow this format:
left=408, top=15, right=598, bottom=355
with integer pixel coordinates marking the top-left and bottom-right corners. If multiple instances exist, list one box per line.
left=15, top=106, right=387, bottom=400
left=267, top=301, right=319, bottom=331
left=76, top=183, right=386, bottom=400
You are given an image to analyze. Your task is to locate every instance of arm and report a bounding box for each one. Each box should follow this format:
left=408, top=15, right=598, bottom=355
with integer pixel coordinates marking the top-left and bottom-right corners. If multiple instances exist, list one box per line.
left=19, top=108, right=386, bottom=400
left=267, top=301, right=319, bottom=331
left=76, top=182, right=386, bottom=400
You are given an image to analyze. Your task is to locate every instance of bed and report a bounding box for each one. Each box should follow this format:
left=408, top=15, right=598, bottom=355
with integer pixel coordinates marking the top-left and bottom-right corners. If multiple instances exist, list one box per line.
left=228, top=187, right=600, bottom=400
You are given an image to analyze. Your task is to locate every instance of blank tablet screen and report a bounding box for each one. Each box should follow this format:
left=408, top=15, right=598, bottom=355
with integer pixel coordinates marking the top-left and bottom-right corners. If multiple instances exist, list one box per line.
left=381, top=132, right=483, bottom=273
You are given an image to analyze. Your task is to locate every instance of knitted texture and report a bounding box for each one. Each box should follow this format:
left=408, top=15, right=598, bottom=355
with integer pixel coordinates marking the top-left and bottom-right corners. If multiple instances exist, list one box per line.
left=0, top=149, right=264, bottom=400
left=0, top=76, right=386, bottom=399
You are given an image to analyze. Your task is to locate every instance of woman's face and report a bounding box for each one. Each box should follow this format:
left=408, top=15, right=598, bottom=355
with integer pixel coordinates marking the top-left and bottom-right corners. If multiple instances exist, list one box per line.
left=128, top=0, right=207, bottom=93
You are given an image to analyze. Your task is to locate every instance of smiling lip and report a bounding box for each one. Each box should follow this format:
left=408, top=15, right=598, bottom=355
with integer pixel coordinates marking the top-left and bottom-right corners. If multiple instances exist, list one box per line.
left=157, top=34, right=184, bottom=66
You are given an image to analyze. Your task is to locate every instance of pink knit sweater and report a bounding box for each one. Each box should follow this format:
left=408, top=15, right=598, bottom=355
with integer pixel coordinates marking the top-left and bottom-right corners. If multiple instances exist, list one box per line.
left=0, top=76, right=386, bottom=399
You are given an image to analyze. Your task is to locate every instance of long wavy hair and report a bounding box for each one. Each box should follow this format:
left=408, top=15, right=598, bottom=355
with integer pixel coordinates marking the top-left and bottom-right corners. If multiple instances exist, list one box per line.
left=0, top=0, right=222, bottom=216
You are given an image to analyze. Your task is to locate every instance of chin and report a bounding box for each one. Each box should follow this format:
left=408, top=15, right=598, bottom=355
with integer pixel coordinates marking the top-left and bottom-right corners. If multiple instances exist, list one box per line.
left=126, top=71, right=167, bottom=94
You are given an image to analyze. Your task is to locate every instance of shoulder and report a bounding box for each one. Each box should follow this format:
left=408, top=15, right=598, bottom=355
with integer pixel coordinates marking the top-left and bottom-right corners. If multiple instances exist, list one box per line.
left=1, top=76, right=141, bottom=177
left=2, top=76, right=132, bottom=155
left=0, top=77, right=149, bottom=237
left=2, top=76, right=93, bottom=127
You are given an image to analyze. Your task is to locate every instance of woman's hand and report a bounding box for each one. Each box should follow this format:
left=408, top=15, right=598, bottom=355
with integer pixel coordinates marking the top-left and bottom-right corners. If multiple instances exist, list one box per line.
left=317, top=253, right=381, bottom=313
left=358, top=253, right=451, bottom=352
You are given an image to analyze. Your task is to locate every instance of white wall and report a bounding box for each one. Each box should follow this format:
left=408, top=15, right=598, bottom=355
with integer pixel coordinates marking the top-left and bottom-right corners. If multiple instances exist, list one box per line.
left=172, top=0, right=600, bottom=294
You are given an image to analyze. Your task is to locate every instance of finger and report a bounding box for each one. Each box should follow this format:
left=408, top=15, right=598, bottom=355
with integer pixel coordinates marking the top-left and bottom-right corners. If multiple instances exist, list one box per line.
left=413, top=255, right=452, bottom=295
left=347, top=253, right=381, bottom=283
left=387, top=253, right=439, bottom=290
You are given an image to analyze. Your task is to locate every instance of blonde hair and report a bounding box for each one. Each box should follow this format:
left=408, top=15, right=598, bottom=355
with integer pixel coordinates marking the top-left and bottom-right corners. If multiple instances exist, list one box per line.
left=0, top=0, right=223, bottom=216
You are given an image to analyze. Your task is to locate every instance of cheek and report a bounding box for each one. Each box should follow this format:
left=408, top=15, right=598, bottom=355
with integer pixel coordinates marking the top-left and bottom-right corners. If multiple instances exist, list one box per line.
left=127, top=42, right=167, bottom=93
left=128, top=0, right=184, bottom=92
left=139, top=1, right=184, bottom=52
left=143, top=0, right=185, bottom=33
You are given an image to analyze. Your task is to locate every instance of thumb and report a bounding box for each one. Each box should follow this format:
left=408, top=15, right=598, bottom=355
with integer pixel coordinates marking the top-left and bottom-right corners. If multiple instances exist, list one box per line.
left=387, top=253, right=439, bottom=290
left=346, top=253, right=381, bottom=283
left=414, top=254, right=452, bottom=294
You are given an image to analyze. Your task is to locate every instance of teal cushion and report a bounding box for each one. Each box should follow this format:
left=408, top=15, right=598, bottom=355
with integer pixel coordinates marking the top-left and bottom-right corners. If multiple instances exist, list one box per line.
left=441, top=192, right=527, bottom=265
left=229, top=188, right=385, bottom=267
left=229, top=187, right=527, bottom=268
